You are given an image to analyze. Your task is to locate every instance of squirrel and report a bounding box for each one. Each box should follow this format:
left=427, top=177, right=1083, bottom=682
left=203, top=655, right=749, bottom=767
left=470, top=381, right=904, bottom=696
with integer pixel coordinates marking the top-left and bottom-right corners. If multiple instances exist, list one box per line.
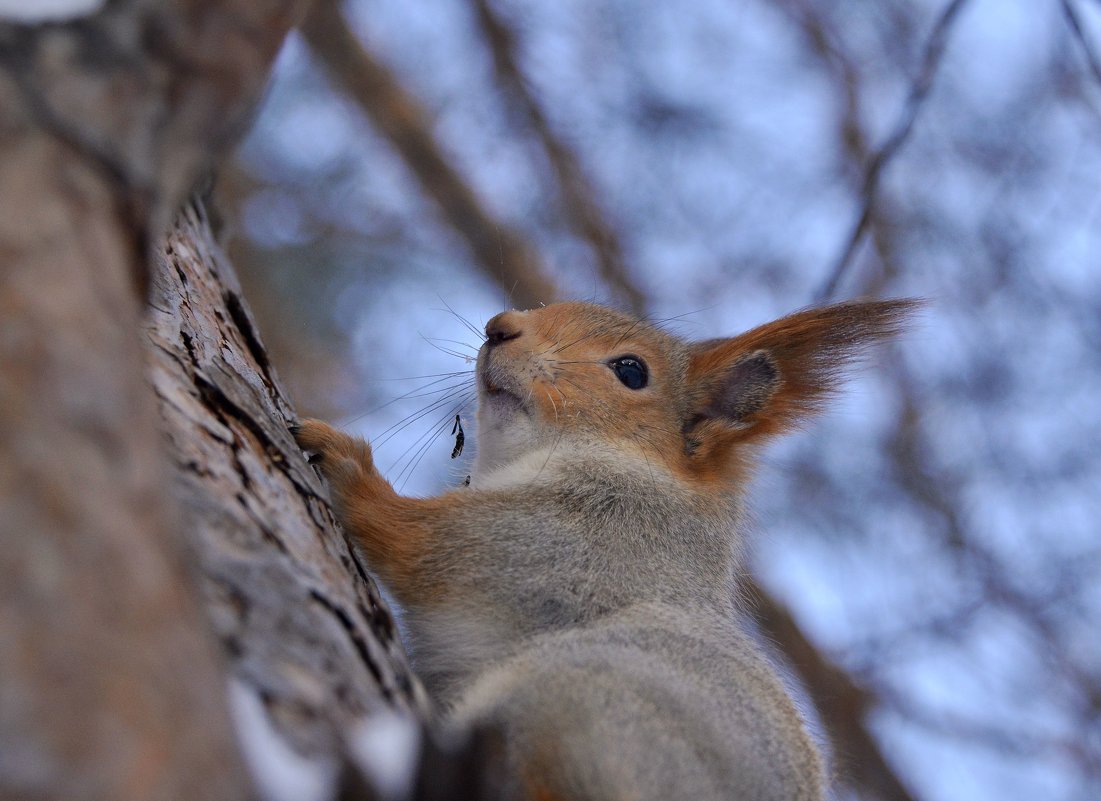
left=293, top=298, right=916, bottom=801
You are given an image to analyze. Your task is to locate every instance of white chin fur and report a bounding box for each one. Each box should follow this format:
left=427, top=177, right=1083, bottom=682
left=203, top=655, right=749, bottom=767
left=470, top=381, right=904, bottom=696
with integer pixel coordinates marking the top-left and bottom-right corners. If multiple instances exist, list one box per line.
left=470, top=445, right=568, bottom=491
left=472, top=396, right=541, bottom=480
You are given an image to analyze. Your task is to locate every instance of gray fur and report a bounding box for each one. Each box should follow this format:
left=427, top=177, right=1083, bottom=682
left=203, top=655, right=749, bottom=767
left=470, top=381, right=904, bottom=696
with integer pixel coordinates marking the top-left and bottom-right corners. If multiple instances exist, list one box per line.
left=451, top=603, right=821, bottom=801
left=404, top=441, right=824, bottom=800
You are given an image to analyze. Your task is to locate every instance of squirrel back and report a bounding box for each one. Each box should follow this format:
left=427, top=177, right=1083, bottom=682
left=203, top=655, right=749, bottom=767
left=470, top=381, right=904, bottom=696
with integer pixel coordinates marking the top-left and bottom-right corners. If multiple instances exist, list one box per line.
left=295, top=299, right=916, bottom=800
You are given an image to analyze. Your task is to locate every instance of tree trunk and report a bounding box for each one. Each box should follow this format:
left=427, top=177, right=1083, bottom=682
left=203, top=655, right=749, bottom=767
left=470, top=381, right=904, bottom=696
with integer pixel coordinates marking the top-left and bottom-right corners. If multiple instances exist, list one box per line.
left=145, top=199, right=426, bottom=756
left=0, top=142, right=249, bottom=799
left=1, top=3, right=423, bottom=799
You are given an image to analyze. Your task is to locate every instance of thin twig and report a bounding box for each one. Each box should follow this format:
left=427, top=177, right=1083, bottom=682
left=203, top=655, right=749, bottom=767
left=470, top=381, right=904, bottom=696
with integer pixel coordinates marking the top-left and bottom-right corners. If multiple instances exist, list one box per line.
left=1062, top=0, right=1101, bottom=88
left=469, top=0, right=647, bottom=316
left=876, top=685, right=1101, bottom=778
left=815, top=0, right=971, bottom=302
left=776, top=0, right=870, bottom=166
left=299, top=0, right=557, bottom=310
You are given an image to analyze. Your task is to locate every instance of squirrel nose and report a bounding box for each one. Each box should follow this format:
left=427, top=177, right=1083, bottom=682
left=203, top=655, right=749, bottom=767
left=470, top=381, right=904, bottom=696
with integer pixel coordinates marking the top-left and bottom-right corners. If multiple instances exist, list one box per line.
left=485, top=312, right=523, bottom=348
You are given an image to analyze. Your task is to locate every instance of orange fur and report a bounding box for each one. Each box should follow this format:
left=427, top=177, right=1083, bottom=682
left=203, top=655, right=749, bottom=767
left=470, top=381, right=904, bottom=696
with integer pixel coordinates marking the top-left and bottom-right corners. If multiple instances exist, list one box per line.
left=478, top=299, right=917, bottom=490
left=294, top=419, right=449, bottom=601
left=687, top=300, right=917, bottom=439
left=679, top=300, right=918, bottom=486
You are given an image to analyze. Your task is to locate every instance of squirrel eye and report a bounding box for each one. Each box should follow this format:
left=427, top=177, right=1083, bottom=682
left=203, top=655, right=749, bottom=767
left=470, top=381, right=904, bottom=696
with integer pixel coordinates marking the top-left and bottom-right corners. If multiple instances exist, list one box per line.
left=609, top=356, right=649, bottom=390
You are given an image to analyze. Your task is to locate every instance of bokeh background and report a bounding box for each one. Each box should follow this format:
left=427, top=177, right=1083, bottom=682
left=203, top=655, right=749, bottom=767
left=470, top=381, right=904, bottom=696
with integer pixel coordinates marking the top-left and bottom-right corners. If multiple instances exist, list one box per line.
left=218, top=1, right=1101, bottom=798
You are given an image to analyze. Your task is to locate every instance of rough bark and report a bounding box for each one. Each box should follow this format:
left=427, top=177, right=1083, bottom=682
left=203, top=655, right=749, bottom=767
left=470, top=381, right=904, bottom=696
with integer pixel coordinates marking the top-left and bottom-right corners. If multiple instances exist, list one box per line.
left=0, top=63, right=249, bottom=801
left=145, top=200, right=426, bottom=758
left=0, top=2, right=399, bottom=799
left=0, top=132, right=248, bottom=801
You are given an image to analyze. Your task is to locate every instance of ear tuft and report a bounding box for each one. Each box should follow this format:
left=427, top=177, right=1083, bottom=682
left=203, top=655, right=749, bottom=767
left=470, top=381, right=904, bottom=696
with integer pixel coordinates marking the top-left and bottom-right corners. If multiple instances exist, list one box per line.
left=686, top=299, right=920, bottom=443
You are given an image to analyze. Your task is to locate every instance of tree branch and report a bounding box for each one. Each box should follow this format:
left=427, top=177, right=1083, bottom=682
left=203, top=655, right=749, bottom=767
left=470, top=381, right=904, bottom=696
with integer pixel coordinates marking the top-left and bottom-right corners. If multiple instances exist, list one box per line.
left=814, top=0, right=971, bottom=301
left=146, top=201, right=428, bottom=755
left=469, top=0, right=646, bottom=315
left=299, top=0, right=557, bottom=311
left=747, top=576, right=920, bottom=801
left=1062, top=0, right=1101, bottom=89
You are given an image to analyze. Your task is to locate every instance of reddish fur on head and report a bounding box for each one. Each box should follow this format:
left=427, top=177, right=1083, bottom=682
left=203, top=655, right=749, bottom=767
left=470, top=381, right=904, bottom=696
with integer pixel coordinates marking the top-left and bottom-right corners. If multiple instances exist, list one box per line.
left=475, top=299, right=918, bottom=491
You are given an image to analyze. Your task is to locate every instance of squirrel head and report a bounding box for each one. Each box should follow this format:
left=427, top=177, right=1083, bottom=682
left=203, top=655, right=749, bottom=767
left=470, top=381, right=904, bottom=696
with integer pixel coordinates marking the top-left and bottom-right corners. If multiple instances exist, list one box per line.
left=473, top=300, right=917, bottom=489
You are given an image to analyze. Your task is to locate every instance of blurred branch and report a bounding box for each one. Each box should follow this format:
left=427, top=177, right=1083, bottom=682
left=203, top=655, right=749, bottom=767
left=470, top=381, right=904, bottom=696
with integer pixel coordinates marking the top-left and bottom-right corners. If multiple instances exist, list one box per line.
left=844, top=598, right=984, bottom=662
left=776, top=0, right=870, bottom=167
left=1062, top=0, right=1101, bottom=88
left=747, top=576, right=920, bottom=801
left=889, top=381, right=1095, bottom=692
left=884, top=369, right=1101, bottom=778
left=877, top=686, right=1101, bottom=779
left=815, top=0, right=971, bottom=301
left=469, top=0, right=646, bottom=316
left=300, top=0, right=557, bottom=310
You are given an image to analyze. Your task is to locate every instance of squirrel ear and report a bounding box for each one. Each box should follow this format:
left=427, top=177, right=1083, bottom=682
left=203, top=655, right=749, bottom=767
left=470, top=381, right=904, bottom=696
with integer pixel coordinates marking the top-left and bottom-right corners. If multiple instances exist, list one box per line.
left=686, top=299, right=918, bottom=442
left=695, top=350, right=780, bottom=425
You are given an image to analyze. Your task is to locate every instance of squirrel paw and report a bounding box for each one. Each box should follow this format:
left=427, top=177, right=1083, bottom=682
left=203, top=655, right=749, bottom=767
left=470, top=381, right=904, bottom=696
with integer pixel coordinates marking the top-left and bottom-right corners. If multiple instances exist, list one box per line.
left=292, top=419, right=376, bottom=492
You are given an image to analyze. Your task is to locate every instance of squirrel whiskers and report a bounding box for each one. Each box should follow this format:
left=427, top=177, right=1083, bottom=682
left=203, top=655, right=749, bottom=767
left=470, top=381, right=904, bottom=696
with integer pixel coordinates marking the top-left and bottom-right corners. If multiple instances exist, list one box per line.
left=296, top=299, right=917, bottom=801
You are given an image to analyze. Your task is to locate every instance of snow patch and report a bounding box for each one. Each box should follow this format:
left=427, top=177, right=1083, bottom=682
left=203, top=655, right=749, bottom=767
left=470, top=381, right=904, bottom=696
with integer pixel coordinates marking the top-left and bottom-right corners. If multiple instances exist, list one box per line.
left=347, top=710, right=423, bottom=801
left=227, top=679, right=337, bottom=801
